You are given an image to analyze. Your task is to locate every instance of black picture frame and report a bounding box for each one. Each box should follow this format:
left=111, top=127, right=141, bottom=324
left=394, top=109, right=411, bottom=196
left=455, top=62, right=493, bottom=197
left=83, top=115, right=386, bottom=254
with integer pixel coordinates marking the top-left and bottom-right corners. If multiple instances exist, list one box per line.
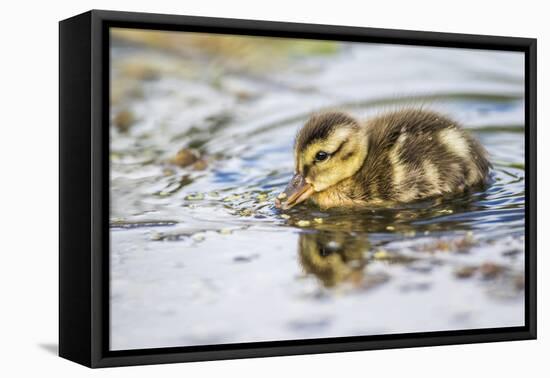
left=59, top=9, right=537, bottom=368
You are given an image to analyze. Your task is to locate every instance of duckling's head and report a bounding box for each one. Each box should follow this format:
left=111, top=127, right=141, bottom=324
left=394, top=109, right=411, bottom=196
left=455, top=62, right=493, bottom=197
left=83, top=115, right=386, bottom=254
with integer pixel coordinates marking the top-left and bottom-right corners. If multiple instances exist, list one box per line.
left=276, top=112, right=367, bottom=210
left=298, top=231, right=369, bottom=287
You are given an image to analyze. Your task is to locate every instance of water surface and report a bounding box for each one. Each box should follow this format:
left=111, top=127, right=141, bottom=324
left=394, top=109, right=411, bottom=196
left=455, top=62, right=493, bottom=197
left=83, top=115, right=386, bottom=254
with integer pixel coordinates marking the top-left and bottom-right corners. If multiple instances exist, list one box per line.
left=109, top=32, right=525, bottom=350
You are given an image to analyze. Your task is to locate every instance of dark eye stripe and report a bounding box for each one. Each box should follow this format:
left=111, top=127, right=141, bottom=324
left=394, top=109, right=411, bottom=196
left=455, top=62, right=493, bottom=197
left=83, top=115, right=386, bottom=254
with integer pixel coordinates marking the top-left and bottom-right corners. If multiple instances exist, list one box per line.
left=330, top=139, right=348, bottom=156
left=312, top=140, right=348, bottom=165
left=341, top=151, right=354, bottom=161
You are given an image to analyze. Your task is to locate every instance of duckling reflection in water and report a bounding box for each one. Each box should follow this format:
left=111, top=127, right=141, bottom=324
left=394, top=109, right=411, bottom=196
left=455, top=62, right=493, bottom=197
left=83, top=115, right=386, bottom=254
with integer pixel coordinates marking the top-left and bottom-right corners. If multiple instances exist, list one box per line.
left=299, top=232, right=369, bottom=288
left=276, top=109, right=491, bottom=210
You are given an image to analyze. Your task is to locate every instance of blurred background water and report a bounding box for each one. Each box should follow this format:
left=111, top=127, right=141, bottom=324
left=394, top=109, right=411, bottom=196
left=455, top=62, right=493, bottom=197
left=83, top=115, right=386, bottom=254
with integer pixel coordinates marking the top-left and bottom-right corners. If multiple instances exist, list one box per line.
left=109, top=29, right=525, bottom=350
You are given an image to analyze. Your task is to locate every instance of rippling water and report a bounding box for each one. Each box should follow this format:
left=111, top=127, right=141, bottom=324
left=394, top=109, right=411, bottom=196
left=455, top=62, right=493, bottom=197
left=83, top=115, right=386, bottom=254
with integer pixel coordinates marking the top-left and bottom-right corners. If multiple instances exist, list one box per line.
left=109, top=33, right=525, bottom=350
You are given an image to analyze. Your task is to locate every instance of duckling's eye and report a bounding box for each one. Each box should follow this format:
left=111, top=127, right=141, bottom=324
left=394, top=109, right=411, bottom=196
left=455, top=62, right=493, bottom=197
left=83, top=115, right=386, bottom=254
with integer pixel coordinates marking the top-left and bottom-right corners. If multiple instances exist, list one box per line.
left=315, top=151, right=329, bottom=162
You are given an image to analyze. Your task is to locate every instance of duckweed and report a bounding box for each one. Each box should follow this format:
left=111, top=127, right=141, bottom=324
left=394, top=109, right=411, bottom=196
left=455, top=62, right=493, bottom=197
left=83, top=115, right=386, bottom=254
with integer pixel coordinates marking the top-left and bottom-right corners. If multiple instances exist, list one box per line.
left=256, top=193, right=269, bottom=202
left=223, top=194, right=242, bottom=202
left=185, top=193, right=205, bottom=201
left=238, top=209, right=253, bottom=217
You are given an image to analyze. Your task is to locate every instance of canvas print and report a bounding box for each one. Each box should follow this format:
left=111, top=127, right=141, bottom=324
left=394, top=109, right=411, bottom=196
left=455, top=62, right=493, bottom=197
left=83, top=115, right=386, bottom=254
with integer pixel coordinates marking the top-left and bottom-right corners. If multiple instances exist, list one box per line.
left=109, top=28, right=525, bottom=351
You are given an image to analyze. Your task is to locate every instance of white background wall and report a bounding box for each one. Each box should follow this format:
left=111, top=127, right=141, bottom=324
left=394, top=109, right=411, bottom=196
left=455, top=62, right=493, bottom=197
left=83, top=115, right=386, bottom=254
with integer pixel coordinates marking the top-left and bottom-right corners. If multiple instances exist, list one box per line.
left=0, top=0, right=546, bottom=376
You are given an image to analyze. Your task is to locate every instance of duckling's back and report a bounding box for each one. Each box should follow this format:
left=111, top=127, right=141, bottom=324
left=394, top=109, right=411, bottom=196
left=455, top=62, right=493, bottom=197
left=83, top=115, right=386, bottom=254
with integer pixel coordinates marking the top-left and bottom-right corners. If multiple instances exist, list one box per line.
left=356, top=109, right=490, bottom=203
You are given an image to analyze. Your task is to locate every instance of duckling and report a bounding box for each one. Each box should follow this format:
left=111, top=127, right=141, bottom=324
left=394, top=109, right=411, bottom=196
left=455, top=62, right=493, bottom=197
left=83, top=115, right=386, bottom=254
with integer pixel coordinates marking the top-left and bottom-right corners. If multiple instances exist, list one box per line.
left=276, top=109, right=490, bottom=210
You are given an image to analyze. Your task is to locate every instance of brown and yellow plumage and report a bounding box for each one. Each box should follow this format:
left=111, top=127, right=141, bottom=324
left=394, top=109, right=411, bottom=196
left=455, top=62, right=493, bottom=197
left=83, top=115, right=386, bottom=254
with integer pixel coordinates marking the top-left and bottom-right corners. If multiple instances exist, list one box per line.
left=276, top=109, right=491, bottom=210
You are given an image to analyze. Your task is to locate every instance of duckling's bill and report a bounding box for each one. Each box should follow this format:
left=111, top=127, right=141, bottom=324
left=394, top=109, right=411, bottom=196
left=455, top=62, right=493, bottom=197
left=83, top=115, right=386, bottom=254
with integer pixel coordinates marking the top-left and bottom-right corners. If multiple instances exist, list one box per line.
left=275, top=173, right=315, bottom=210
